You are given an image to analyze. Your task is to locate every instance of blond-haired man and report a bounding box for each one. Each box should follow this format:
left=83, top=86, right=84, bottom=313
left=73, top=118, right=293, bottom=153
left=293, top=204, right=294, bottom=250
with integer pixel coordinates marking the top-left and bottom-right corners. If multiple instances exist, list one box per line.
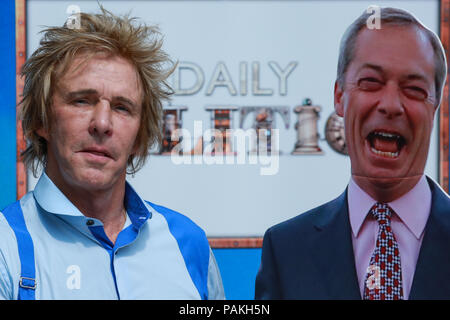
left=0, top=9, right=224, bottom=300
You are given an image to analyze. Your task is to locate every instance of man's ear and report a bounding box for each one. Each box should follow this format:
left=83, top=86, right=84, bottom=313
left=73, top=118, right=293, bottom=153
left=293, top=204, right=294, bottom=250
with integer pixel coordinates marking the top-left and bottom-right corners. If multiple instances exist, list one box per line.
left=334, top=80, right=345, bottom=117
left=36, top=127, right=49, bottom=141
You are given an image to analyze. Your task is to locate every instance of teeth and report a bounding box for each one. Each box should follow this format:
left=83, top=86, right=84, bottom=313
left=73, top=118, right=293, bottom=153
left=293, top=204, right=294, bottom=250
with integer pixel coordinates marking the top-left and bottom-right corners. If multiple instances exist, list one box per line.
left=374, top=131, right=400, bottom=139
left=371, top=147, right=399, bottom=158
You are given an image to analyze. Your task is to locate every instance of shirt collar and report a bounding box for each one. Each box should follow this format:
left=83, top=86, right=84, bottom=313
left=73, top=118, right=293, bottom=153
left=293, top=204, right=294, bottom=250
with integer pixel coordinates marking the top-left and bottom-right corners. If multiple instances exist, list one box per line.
left=33, top=172, right=152, bottom=229
left=348, top=175, right=431, bottom=239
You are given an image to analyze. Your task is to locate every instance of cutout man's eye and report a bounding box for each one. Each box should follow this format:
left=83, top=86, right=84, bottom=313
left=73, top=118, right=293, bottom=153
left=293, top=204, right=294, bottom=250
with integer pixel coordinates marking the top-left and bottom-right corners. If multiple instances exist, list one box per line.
left=358, top=78, right=382, bottom=91
left=403, top=86, right=428, bottom=101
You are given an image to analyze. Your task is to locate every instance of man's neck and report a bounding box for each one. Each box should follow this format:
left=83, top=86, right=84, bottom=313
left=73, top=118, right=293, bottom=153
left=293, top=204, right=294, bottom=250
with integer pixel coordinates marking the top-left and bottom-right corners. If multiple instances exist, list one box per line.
left=45, top=171, right=127, bottom=245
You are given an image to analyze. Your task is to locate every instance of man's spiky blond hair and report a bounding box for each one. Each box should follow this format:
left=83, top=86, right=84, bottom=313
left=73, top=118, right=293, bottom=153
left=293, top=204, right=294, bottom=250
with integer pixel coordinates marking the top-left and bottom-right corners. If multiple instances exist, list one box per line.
left=20, top=7, right=174, bottom=176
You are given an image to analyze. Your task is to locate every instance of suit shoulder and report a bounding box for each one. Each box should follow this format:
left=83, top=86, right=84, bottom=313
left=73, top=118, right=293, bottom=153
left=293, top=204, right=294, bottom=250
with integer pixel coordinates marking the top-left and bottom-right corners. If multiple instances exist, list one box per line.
left=266, top=193, right=345, bottom=238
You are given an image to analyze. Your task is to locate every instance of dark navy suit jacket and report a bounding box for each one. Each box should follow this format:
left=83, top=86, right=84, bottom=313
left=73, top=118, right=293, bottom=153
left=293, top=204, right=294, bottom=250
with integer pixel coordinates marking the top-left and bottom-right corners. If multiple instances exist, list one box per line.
left=255, top=177, right=450, bottom=299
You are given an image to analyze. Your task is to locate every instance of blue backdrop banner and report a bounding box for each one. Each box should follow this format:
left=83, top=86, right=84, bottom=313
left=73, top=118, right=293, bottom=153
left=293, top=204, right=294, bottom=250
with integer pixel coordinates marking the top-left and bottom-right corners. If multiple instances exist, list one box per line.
left=0, top=0, right=17, bottom=209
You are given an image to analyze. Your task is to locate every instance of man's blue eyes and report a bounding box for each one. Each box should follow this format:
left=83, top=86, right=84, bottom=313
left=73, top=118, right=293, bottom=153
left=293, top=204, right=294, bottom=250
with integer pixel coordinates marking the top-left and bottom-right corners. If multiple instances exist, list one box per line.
left=115, top=106, right=130, bottom=113
left=73, top=99, right=89, bottom=104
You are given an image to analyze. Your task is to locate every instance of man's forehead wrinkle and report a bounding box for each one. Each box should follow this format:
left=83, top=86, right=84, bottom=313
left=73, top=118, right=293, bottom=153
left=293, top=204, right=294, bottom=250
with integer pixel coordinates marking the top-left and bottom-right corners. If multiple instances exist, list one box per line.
left=57, top=54, right=95, bottom=84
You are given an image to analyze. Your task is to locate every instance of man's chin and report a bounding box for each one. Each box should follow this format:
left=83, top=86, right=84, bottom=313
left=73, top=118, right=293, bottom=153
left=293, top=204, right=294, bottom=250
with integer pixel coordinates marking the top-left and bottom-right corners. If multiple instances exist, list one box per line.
left=71, top=169, right=123, bottom=192
left=353, top=172, right=422, bottom=185
left=356, top=176, right=405, bottom=188
left=352, top=172, right=423, bottom=202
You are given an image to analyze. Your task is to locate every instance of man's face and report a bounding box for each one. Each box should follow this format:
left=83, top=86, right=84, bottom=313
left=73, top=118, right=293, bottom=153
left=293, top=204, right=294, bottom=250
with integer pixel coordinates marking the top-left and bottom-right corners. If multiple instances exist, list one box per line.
left=38, top=53, right=143, bottom=193
left=335, top=25, right=437, bottom=199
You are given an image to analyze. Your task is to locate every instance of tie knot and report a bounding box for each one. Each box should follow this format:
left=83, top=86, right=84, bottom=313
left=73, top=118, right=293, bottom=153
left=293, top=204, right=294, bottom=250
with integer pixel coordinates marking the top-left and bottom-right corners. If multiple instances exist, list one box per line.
left=370, top=203, right=392, bottom=224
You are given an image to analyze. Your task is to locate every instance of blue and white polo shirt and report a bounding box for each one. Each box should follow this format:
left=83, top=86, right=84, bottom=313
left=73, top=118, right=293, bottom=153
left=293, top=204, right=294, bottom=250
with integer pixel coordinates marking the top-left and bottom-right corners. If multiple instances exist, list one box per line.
left=0, top=173, right=225, bottom=300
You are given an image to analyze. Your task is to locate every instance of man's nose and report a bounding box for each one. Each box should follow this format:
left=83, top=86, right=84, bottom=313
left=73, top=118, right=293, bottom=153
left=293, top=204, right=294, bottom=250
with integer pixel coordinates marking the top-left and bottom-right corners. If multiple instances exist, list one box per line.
left=377, top=83, right=404, bottom=118
left=88, top=100, right=113, bottom=137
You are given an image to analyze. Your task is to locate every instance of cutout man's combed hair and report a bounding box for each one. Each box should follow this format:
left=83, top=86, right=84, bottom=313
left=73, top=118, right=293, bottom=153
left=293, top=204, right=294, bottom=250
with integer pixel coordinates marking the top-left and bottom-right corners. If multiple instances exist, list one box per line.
left=20, top=7, right=175, bottom=176
left=336, top=7, right=447, bottom=107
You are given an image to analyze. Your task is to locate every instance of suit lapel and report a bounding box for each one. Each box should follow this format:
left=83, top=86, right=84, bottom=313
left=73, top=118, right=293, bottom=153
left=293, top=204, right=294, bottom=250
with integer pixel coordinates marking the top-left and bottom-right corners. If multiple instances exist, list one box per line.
left=310, top=190, right=361, bottom=299
left=409, top=178, right=450, bottom=299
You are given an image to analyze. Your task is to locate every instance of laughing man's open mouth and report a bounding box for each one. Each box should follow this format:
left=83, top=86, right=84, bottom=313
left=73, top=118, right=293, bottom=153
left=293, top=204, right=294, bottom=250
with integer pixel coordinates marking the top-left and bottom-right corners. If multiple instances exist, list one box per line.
left=367, top=131, right=406, bottom=158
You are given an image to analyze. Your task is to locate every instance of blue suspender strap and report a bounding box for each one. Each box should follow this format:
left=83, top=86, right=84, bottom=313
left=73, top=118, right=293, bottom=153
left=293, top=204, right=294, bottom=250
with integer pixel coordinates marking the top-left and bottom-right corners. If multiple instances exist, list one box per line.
left=1, top=200, right=36, bottom=300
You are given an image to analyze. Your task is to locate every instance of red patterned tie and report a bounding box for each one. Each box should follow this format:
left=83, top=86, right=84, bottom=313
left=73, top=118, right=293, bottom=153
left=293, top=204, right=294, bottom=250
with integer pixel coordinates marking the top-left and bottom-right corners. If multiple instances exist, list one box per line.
left=363, top=203, right=403, bottom=300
